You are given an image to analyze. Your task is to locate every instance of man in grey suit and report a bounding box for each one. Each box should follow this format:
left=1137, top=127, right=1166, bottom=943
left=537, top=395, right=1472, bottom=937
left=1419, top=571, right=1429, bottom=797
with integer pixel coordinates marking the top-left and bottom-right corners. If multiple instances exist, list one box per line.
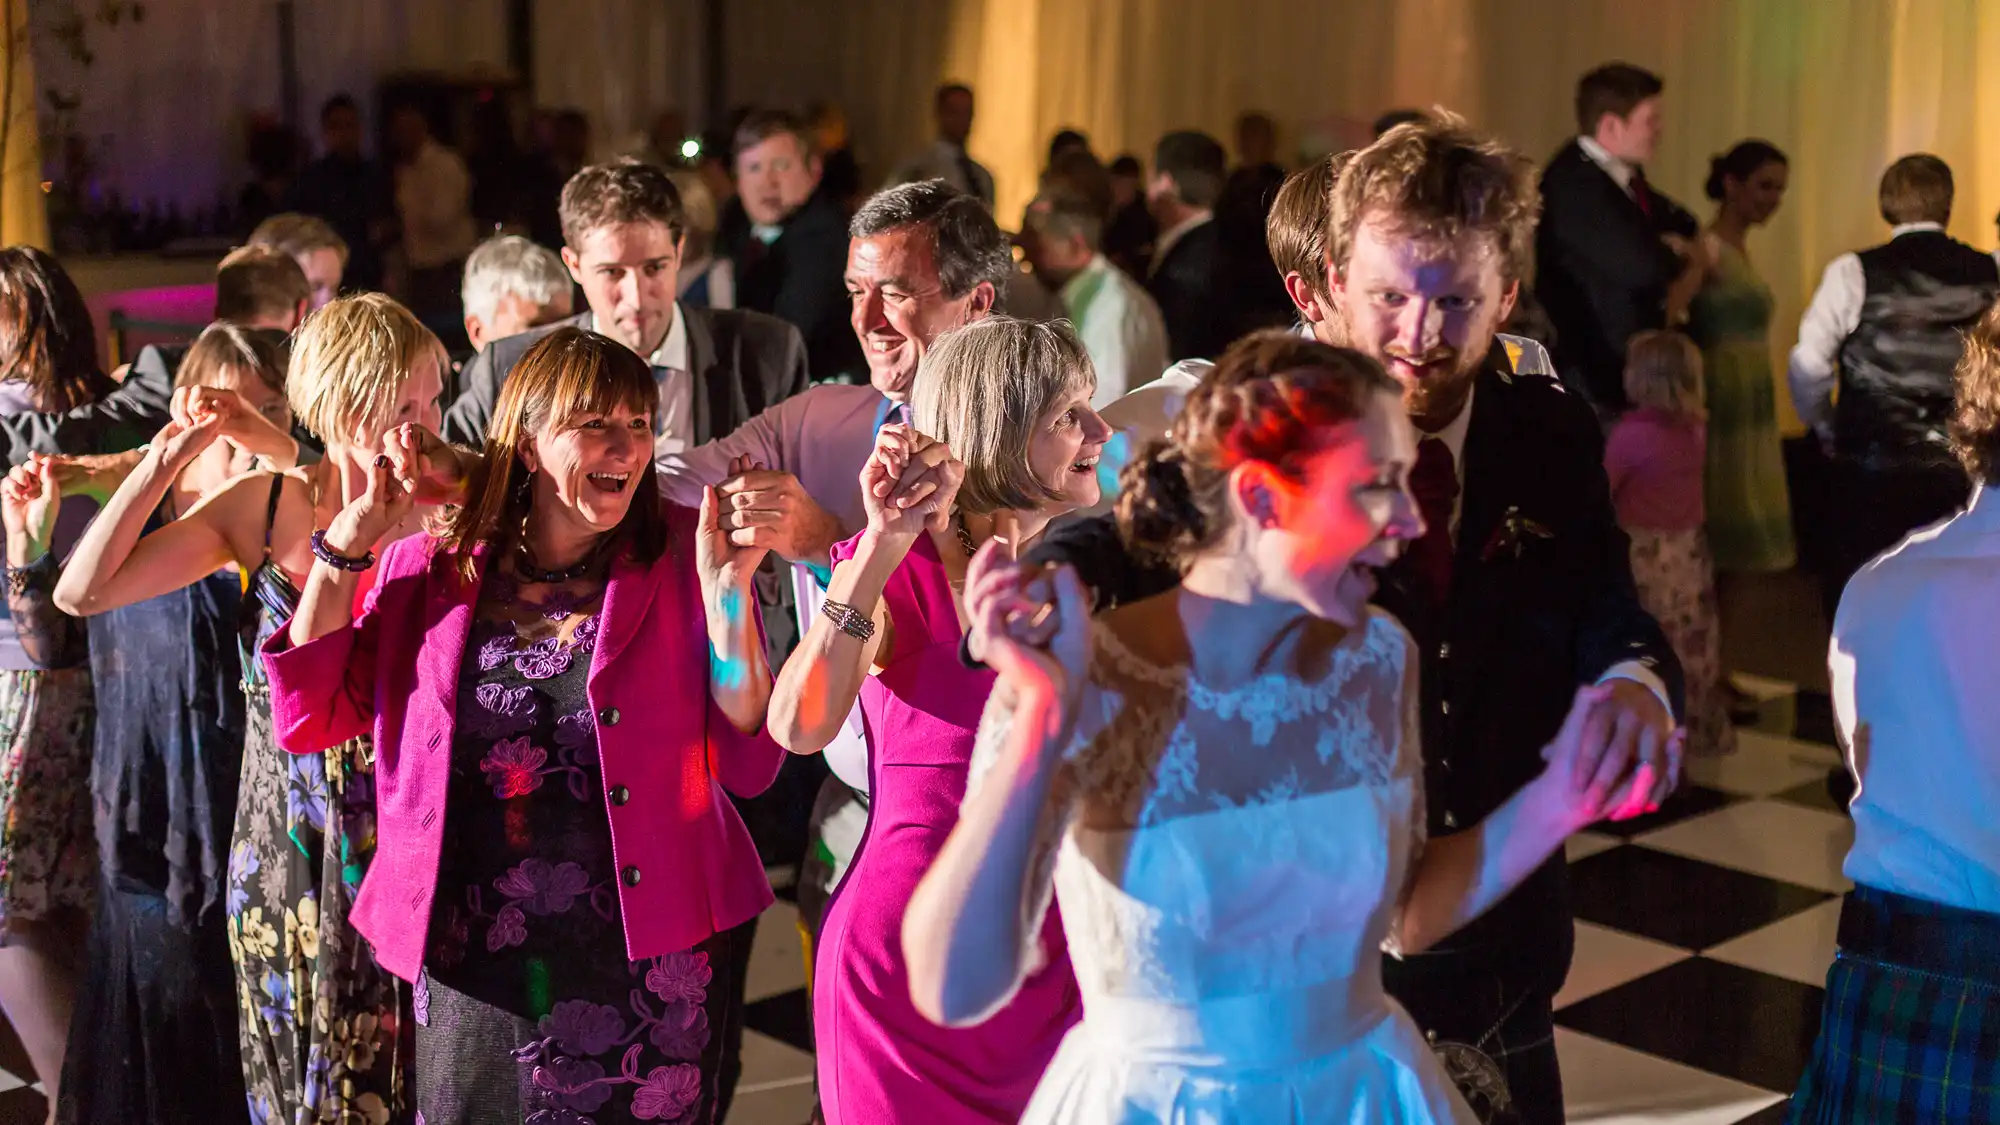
left=442, top=158, right=809, bottom=452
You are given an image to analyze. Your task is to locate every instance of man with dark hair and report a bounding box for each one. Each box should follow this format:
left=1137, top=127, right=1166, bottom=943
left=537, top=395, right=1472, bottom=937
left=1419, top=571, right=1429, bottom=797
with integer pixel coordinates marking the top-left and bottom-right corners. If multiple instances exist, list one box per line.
left=443, top=158, right=808, bottom=453
left=1215, top=111, right=1296, bottom=341
left=731, top=110, right=862, bottom=384
left=1102, top=152, right=1157, bottom=278
left=0, top=247, right=314, bottom=463
left=1789, top=153, right=1999, bottom=618
left=1373, top=107, right=1431, bottom=137
left=1146, top=130, right=1231, bottom=361
left=1018, top=184, right=1169, bottom=407
left=889, top=83, right=995, bottom=208
left=289, top=93, right=392, bottom=290
left=1046, top=128, right=1092, bottom=167
left=985, top=115, right=1682, bottom=1125
left=1536, top=62, right=1700, bottom=408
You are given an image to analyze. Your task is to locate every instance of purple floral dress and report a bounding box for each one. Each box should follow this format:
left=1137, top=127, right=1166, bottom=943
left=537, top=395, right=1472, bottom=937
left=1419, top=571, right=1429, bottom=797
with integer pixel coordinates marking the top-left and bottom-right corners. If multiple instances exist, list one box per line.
left=413, top=569, right=733, bottom=1125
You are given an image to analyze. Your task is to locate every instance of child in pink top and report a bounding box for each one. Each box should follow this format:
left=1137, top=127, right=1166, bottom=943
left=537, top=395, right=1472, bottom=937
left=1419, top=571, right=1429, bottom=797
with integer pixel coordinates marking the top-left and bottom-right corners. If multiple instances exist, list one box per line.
left=1605, top=331, right=1735, bottom=756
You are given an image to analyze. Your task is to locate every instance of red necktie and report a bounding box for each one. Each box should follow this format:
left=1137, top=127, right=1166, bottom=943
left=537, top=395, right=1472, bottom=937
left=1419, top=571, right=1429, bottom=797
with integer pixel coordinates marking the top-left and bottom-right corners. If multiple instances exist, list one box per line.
left=1630, top=167, right=1655, bottom=219
left=1408, top=438, right=1459, bottom=606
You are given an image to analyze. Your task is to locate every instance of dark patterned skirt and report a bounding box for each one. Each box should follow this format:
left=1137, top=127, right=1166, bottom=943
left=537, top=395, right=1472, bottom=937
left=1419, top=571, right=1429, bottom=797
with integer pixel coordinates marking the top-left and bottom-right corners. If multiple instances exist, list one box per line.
left=0, top=667, right=95, bottom=934
left=413, top=928, right=738, bottom=1125
left=1789, top=886, right=2000, bottom=1123
left=1626, top=527, right=1735, bottom=758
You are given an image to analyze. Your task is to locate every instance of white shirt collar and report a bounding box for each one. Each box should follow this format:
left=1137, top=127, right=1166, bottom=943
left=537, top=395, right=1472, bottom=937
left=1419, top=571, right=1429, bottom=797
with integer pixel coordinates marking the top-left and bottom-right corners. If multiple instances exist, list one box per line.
left=590, top=304, right=689, bottom=371
left=1890, top=221, right=1947, bottom=238
left=1577, top=135, right=1637, bottom=193
left=1150, top=210, right=1214, bottom=274
left=1057, top=254, right=1112, bottom=305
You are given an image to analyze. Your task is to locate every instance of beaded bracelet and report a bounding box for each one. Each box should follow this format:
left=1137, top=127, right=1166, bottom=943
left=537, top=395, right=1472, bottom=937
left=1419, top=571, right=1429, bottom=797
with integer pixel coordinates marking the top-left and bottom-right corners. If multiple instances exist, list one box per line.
left=820, top=598, right=876, bottom=642
left=310, top=529, right=375, bottom=573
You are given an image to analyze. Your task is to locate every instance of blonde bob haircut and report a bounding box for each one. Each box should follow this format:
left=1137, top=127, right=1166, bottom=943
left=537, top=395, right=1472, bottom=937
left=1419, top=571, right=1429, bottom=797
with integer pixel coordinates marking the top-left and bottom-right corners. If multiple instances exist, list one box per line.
left=910, top=316, right=1095, bottom=515
left=287, top=292, right=446, bottom=445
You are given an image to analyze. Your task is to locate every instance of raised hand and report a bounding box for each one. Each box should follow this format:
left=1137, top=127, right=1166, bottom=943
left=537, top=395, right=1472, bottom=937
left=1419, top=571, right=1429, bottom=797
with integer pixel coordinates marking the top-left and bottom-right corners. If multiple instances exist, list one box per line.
left=0, top=456, right=61, bottom=565
left=862, top=423, right=963, bottom=538
left=978, top=557, right=1091, bottom=727
left=715, top=463, right=844, bottom=562
left=321, top=454, right=414, bottom=561
left=381, top=423, right=469, bottom=506
left=698, top=455, right=771, bottom=594
left=151, top=391, right=229, bottom=471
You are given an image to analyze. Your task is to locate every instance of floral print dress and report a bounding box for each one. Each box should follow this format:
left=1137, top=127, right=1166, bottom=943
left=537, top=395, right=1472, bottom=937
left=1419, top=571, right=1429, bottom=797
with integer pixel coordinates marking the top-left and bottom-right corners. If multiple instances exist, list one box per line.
left=414, top=566, right=735, bottom=1125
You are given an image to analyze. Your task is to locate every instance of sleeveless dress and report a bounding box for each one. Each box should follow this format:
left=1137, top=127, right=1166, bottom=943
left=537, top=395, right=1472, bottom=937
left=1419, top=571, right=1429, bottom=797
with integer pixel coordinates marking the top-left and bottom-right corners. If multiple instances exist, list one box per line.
left=816, top=532, right=1082, bottom=1125
left=413, top=566, right=735, bottom=1125
left=1689, top=239, right=1797, bottom=573
left=226, top=474, right=403, bottom=1124
left=59, top=505, right=250, bottom=1125
left=975, top=606, right=1474, bottom=1124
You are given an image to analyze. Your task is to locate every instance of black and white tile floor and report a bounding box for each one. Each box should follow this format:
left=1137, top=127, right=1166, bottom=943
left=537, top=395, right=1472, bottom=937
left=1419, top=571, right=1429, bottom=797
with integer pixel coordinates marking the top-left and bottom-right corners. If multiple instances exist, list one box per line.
left=0, top=694, right=1850, bottom=1125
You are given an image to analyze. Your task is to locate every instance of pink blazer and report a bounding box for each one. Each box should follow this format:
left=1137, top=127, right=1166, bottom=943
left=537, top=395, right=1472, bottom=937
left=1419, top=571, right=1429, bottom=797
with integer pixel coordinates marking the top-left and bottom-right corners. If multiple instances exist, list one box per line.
left=260, top=505, right=784, bottom=983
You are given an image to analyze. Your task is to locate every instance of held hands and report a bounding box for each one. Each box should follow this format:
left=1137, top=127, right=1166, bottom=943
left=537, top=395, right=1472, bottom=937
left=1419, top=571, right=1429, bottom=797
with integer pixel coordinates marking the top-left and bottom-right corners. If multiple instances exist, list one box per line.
left=714, top=464, right=844, bottom=562
left=381, top=424, right=469, bottom=506
left=152, top=386, right=232, bottom=469
left=1, top=455, right=62, bottom=565
left=964, top=539, right=1090, bottom=723
left=1533, top=682, right=1687, bottom=834
left=698, top=455, right=772, bottom=593
left=862, top=423, right=964, bottom=539
left=321, top=454, right=414, bottom=561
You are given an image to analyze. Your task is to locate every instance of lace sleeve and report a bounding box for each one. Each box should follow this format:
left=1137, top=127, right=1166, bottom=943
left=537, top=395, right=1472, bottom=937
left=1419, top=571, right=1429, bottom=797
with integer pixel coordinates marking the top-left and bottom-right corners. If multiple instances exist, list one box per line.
left=1382, top=614, right=1426, bottom=958
left=5, top=554, right=87, bottom=670
left=963, top=682, right=1093, bottom=987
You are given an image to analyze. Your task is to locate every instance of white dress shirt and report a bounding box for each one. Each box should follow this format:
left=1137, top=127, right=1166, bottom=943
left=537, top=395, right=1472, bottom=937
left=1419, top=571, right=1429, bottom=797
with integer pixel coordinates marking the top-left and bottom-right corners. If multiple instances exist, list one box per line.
left=1577, top=135, right=1640, bottom=198
left=593, top=306, right=694, bottom=456
left=1787, top=222, right=1947, bottom=442
left=1060, top=254, right=1172, bottom=409
left=1148, top=211, right=1214, bottom=278
left=1832, top=483, right=2000, bottom=913
left=395, top=140, right=477, bottom=269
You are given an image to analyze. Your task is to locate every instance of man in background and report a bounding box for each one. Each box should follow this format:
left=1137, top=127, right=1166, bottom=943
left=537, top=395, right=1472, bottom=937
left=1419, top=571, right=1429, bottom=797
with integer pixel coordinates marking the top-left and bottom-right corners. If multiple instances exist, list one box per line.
left=248, top=212, right=349, bottom=311
left=890, top=83, right=995, bottom=209
left=1017, top=184, right=1169, bottom=408
left=460, top=234, right=574, bottom=354
left=389, top=101, right=478, bottom=341
left=1146, top=130, right=1230, bottom=362
left=1103, top=153, right=1157, bottom=278
left=1536, top=62, right=1699, bottom=409
left=732, top=110, right=862, bottom=384
left=290, top=94, right=392, bottom=291
left=1789, top=153, right=2000, bottom=619
left=1215, top=111, right=1293, bottom=336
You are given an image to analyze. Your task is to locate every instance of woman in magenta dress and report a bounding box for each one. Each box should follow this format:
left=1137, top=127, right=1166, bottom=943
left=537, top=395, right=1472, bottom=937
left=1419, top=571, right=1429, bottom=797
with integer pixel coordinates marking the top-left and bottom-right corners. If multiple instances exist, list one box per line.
left=770, top=317, right=1111, bottom=1124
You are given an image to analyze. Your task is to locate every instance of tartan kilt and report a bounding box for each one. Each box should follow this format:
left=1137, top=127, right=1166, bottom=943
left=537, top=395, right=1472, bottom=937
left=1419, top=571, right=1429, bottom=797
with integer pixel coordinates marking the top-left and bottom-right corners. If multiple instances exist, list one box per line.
left=1789, top=946, right=2000, bottom=1122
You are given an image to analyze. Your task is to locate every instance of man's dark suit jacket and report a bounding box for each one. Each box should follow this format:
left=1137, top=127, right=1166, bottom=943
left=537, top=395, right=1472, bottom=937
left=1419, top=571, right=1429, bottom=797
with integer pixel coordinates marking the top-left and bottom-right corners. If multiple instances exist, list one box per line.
left=441, top=308, right=810, bottom=448
left=1147, top=219, right=1231, bottom=363
left=1534, top=140, right=1700, bottom=409
left=734, top=195, right=862, bottom=385
left=0, top=346, right=179, bottom=465
left=1026, top=344, right=1683, bottom=995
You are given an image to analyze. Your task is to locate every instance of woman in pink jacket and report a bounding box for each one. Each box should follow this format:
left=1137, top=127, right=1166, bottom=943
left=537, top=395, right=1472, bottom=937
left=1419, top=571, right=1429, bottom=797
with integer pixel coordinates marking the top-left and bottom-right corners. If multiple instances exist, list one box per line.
left=263, top=326, right=783, bottom=1125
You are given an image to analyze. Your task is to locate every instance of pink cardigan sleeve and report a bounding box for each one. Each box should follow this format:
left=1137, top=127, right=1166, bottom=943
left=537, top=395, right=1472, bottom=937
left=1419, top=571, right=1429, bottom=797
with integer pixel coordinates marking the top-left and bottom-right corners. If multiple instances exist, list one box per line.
left=707, top=695, right=786, bottom=799
left=260, top=538, right=420, bottom=754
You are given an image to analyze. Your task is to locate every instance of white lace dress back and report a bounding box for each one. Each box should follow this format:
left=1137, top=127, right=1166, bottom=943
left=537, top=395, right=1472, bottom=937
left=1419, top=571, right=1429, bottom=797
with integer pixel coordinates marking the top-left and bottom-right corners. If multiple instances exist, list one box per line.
left=967, top=606, right=1476, bottom=1123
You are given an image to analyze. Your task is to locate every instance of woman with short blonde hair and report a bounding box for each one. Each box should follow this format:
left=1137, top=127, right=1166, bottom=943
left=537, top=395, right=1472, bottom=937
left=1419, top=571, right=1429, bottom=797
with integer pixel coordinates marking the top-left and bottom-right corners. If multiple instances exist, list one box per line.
left=770, top=315, right=1111, bottom=1125
left=53, top=292, right=447, bottom=1122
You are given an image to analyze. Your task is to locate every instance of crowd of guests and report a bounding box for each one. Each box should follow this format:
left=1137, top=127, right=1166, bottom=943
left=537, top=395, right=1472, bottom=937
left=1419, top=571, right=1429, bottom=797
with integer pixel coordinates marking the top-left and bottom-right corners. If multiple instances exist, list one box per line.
left=0, top=58, right=1991, bottom=1125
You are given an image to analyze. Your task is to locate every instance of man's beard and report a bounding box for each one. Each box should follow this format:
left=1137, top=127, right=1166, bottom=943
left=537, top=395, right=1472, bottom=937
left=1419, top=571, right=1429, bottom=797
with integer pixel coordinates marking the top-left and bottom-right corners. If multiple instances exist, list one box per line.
left=1369, top=339, right=1492, bottom=431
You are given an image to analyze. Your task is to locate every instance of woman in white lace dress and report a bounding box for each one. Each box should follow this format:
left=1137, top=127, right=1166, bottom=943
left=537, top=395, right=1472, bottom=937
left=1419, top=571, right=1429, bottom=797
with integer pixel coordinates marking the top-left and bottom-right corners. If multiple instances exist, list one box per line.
left=904, top=333, right=1655, bottom=1123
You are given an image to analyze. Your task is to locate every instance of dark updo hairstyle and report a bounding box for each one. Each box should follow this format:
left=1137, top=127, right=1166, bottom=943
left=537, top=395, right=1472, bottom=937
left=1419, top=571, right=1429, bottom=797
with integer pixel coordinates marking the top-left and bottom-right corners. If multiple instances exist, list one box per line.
left=1116, top=330, right=1400, bottom=566
left=0, top=246, right=112, bottom=412
left=1705, top=139, right=1788, bottom=202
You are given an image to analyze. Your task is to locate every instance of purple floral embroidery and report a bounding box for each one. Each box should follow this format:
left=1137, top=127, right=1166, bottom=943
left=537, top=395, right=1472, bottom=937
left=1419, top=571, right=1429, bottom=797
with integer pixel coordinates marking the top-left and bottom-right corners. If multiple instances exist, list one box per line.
left=571, top=613, right=602, bottom=653
left=536, top=588, right=585, bottom=621
left=515, top=637, right=575, bottom=680
left=632, top=1064, right=702, bottom=1121
left=644, top=952, right=712, bottom=1005
left=477, top=630, right=522, bottom=671
left=525, top=1110, right=592, bottom=1125
left=555, top=709, right=596, bottom=751
left=467, top=683, right=540, bottom=739
left=413, top=971, right=431, bottom=1027
left=481, top=738, right=549, bottom=798
left=540, top=999, right=626, bottom=1057
left=533, top=1056, right=612, bottom=1113
left=496, top=858, right=593, bottom=915
left=487, top=904, right=528, bottom=952
left=648, top=1002, right=709, bottom=1059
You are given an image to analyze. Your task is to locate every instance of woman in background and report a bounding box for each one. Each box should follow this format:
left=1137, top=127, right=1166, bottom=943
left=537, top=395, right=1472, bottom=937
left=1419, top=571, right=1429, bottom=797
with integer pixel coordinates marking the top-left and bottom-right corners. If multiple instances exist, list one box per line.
left=0, top=246, right=115, bottom=1122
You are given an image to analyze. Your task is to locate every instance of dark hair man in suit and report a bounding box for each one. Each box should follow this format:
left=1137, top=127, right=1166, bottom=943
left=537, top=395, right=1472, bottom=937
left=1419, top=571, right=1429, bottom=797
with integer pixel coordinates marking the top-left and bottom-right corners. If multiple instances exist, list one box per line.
left=1536, top=62, right=1701, bottom=410
left=1145, top=130, right=1231, bottom=362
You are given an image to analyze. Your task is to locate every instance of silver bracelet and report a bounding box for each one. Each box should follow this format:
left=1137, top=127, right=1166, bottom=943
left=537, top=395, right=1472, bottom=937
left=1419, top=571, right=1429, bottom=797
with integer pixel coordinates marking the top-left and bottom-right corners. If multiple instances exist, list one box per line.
left=821, top=598, right=876, bottom=641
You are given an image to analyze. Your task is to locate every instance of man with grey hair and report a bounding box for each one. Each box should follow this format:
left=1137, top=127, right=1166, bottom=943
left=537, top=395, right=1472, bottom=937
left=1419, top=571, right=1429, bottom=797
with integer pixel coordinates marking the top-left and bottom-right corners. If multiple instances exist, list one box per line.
left=460, top=234, right=575, bottom=353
